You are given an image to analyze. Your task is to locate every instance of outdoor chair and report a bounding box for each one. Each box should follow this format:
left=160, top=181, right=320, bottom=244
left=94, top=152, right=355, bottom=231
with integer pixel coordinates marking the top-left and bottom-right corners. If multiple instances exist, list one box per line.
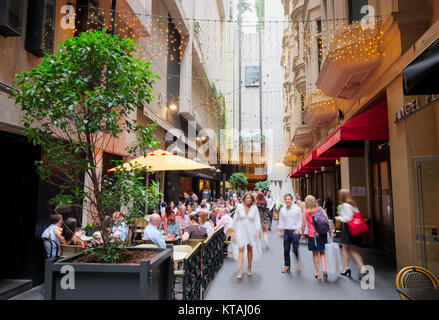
left=396, top=266, right=439, bottom=300
left=42, top=237, right=60, bottom=259
left=60, top=244, right=84, bottom=258
left=224, top=228, right=234, bottom=256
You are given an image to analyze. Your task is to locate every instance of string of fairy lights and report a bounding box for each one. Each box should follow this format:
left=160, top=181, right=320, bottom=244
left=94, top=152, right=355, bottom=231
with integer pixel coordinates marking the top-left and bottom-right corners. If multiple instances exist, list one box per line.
left=65, top=5, right=390, bottom=167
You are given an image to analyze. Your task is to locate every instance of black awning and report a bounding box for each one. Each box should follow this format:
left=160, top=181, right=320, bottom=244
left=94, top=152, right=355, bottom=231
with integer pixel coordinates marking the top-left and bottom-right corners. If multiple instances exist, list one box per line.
left=403, top=37, right=439, bottom=95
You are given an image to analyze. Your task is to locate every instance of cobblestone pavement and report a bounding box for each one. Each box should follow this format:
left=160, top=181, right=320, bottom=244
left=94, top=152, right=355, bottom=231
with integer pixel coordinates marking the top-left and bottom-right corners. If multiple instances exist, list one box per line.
left=205, top=223, right=400, bottom=300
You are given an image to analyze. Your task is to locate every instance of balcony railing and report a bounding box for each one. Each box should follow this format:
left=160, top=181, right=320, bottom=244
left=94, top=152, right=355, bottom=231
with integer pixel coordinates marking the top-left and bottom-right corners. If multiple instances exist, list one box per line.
left=317, top=21, right=384, bottom=99
left=303, top=91, right=337, bottom=128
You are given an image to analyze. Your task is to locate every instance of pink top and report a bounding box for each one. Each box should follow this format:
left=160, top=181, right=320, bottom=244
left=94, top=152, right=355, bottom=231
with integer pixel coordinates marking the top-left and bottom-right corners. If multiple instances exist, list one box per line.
left=215, top=214, right=233, bottom=234
left=305, top=208, right=318, bottom=237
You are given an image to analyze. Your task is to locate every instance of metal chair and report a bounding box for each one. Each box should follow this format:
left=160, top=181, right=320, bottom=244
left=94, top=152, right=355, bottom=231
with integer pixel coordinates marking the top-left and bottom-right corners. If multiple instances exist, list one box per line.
left=42, top=237, right=60, bottom=259
left=396, top=266, right=439, bottom=300
left=60, top=244, right=84, bottom=258
left=224, top=228, right=234, bottom=256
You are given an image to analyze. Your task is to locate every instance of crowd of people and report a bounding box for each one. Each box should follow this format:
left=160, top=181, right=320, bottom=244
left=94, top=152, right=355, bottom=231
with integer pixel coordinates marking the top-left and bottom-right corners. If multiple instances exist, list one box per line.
left=41, top=186, right=366, bottom=283
left=230, top=188, right=366, bottom=282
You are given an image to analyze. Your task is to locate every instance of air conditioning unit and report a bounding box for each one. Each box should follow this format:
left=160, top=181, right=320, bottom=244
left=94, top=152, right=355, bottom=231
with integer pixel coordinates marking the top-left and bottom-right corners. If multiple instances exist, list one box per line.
left=0, top=0, right=24, bottom=37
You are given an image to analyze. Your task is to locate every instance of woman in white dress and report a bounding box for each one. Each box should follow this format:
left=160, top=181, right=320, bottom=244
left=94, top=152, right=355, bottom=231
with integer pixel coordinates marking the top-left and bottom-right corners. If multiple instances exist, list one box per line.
left=231, top=192, right=262, bottom=279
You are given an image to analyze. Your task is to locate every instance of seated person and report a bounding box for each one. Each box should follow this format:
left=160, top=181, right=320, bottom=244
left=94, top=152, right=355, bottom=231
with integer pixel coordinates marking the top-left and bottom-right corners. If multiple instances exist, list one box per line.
left=196, top=203, right=209, bottom=215
left=41, top=213, right=63, bottom=258
left=198, top=211, right=214, bottom=236
left=93, top=216, right=121, bottom=245
left=166, top=212, right=180, bottom=238
left=143, top=213, right=166, bottom=248
left=175, top=205, right=189, bottom=228
left=54, top=217, right=84, bottom=247
left=112, top=211, right=129, bottom=242
left=215, top=208, right=233, bottom=234
left=182, top=214, right=208, bottom=241
left=187, top=204, right=195, bottom=216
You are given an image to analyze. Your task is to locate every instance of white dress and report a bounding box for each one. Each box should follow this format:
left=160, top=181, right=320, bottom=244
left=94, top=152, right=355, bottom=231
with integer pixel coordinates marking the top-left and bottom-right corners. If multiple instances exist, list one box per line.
left=231, top=204, right=263, bottom=261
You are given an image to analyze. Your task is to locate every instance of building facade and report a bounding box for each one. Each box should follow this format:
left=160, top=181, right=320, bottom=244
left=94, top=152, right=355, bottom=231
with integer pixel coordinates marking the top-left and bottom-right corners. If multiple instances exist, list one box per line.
left=0, top=0, right=227, bottom=286
left=281, top=0, right=439, bottom=274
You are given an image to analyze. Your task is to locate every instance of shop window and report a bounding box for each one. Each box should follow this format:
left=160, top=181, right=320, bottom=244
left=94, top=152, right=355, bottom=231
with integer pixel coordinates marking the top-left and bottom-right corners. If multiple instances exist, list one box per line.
left=25, top=0, right=57, bottom=57
left=348, top=0, right=369, bottom=24
left=0, top=0, right=24, bottom=37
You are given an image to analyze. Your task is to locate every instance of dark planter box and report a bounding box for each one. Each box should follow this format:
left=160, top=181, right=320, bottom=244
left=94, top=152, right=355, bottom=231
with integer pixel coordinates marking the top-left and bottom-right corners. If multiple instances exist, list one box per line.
left=43, top=247, right=174, bottom=300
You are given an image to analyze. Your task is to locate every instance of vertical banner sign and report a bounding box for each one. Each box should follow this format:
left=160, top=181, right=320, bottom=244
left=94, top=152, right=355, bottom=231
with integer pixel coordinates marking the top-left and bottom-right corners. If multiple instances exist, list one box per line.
left=226, top=19, right=234, bottom=150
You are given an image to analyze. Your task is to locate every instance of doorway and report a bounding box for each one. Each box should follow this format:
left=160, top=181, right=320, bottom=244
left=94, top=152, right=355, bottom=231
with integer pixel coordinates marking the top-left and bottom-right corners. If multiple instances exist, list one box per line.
left=370, top=141, right=395, bottom=254
left=413, top=155, right=439, bottom=276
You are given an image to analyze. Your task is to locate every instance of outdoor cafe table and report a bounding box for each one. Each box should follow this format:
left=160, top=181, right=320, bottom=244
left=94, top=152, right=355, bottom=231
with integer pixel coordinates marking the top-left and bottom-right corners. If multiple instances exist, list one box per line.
left=396, top=288, right=439, bottom=300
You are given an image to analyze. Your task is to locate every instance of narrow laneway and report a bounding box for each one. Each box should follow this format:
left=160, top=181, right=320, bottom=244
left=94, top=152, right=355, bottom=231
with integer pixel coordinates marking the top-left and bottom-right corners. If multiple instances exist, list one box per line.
left=205, top=222, right=400, bottom=300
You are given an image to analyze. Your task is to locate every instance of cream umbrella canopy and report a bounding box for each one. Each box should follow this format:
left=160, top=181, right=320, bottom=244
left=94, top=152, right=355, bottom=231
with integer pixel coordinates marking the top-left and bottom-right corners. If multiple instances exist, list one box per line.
left=274, top=181, right=280, bottom=197
left=108, top=149, right=213, bottom=172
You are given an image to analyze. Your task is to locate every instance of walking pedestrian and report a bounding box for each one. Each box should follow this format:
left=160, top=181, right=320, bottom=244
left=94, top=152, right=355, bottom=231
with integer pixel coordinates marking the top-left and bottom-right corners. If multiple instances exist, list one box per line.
left=231, top=192, right=262, bottom=279
left=278, top=194, right=303, bottom=273
left=265, top=190, right=274, bottom=231
left=301, top=195, right=333, bottom=280
left=336, top=189, right=366, bottom=279
left=255, top=191, right=270, bottom=249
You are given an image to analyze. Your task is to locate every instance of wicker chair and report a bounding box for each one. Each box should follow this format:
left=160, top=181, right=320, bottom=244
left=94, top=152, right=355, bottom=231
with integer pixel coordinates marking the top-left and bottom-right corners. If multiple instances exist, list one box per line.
left=396, top=266, right=439, bottom=300
left=224, top=228, right=234, bottom=256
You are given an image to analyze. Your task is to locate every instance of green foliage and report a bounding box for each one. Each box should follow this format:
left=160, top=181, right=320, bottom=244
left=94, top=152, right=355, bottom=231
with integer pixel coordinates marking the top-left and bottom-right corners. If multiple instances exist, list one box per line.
left=229, top=173, right=248, bottom=192
left=12, top=29, right=161, bottom=263
left=255, top=180, right=271, bottom=192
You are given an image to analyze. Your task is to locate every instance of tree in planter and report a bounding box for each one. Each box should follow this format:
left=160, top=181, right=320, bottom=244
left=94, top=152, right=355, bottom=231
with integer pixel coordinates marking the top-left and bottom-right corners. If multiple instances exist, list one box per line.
left=228, top=172, right=248, bottom=193
left=12, top=29, right=162, bottom=263
left=255, top=180, right=271, bottom=192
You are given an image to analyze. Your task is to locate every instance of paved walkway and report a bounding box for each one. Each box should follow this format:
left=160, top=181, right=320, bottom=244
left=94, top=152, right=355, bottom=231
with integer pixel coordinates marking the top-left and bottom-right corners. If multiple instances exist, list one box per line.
left=205, top=222, right=400, bottom=300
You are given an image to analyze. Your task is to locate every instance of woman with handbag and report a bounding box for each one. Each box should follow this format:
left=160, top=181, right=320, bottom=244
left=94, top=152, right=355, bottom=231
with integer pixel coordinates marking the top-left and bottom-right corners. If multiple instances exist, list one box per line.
left=301, top=195, right=333, bottom=280
left=335, top=189, right=366, bottom=280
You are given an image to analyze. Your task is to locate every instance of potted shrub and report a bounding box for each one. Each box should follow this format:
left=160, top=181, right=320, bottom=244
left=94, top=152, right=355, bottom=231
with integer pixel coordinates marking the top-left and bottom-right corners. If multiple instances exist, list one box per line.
left=12, top=29, right=173, bottom=300
left=228, top=172, right=248, bottom=193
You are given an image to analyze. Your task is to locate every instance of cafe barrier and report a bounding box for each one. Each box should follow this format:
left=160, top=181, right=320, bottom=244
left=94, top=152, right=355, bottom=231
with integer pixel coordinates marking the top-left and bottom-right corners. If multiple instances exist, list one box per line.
left=182, top=243, right=203, bottom=300
left=201, top=227, right=225, bottom=299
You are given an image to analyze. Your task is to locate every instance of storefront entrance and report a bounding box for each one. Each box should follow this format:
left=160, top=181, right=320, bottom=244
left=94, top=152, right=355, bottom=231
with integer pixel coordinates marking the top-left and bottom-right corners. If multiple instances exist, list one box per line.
left=370, top=141, right=395, bottom=254
left=413, top=155, right=439, bottom=276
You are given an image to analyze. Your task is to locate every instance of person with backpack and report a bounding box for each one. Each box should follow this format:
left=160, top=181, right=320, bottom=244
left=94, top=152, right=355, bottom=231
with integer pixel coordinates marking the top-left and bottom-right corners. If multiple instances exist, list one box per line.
left=335, top=189, right=366, bottom=280
left=301, top=195, right=333, bottom=280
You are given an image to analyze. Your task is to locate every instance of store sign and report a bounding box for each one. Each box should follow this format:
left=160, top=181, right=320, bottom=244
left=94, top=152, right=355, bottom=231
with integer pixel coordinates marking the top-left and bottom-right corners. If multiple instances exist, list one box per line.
left=395, top=95, right=439, bottom=123
left=351, top=186, right=366, bottom=196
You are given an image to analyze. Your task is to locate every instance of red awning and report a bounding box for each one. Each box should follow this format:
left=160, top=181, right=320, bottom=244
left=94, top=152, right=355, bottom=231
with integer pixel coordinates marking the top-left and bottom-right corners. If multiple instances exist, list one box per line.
left=316, top=101, right=389, bottom=158
left=290, top=101, right=388, bottom=179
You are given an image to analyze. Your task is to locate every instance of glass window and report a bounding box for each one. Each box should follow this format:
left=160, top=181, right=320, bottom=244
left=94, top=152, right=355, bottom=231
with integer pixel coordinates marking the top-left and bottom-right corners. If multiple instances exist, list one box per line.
left=415, top=158, right=439, bottom=276
left=348, top=0, right=369, bottom=24
left=0, top=0, right=24, bottom=36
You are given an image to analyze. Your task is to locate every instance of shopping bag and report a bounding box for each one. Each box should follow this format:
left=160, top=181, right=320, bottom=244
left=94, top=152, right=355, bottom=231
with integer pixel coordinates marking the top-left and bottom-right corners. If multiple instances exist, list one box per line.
left=347, top=212, right=370, bottom=236
left=325, top=235, right=341, bottom=281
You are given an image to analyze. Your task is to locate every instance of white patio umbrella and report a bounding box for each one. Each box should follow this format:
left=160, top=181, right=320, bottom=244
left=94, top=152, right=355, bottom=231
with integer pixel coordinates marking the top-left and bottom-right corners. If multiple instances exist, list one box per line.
left=273, top=181, right=280, bottom=198
left=269, top=181, right=275, bottom=194
left=279, top=180, right=288, bottom=199
left=284, top=179, right=296, bottom=201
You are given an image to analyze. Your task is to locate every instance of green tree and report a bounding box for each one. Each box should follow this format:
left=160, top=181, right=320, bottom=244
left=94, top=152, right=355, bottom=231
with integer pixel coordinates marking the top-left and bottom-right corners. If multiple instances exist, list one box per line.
left=229, top=172, right=248, bottom=192
left=12, top=29, right=161, bottom=263
left=255, top=180, right=271, bottom=192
